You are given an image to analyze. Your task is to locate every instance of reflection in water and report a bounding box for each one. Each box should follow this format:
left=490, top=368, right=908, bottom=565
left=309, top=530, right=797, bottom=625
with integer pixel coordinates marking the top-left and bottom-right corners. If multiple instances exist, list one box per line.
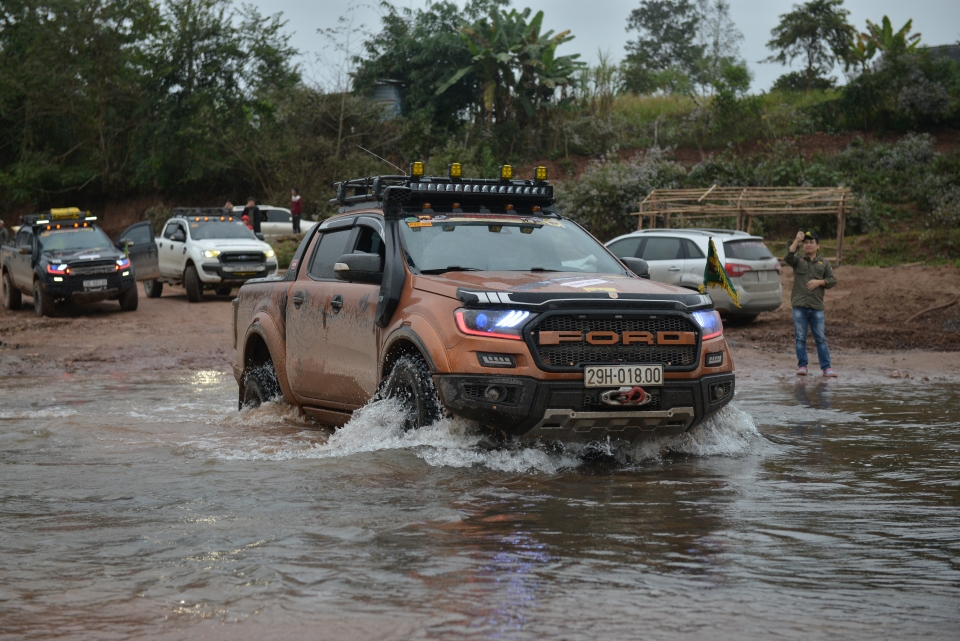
left=0, top=373, right=958, bottom=640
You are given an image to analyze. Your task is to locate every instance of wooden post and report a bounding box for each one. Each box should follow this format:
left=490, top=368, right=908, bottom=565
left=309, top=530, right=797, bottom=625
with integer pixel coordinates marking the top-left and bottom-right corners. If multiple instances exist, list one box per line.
left=637, top=200, right=644, bottom=230
left=836, top=192, right=846, bottom=265
left=736, top=188, right=746, bottom=231
left=746, top=215, right=753, bottom=234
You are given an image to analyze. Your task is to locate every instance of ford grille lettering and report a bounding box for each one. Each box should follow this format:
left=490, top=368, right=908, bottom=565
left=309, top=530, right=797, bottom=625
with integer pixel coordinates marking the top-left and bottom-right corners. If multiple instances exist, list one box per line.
left=538, top=330, right=697, bottom=346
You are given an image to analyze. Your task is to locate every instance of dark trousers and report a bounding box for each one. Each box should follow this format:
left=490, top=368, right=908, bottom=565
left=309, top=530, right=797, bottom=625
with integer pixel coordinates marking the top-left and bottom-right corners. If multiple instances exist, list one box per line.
left=292, top=215, right=301, bottom=234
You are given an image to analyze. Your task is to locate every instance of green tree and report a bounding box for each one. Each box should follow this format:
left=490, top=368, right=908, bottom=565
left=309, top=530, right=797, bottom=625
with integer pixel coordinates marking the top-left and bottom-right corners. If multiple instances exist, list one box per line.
left=621, top=0, right=703, bottom=94
left=846, top=16, right=922, bottom=73
left=765, top=0, right=854, bottom=91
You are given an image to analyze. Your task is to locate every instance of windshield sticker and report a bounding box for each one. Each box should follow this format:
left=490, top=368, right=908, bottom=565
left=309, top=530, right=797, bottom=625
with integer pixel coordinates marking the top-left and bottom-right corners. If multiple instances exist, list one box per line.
left=583, top=287, right=618, bottom=293
left=561, top=278, right=610, bottom=289
left=405, top=217, right=419, bottom=223
left=407, top=221, right=432, bottom=228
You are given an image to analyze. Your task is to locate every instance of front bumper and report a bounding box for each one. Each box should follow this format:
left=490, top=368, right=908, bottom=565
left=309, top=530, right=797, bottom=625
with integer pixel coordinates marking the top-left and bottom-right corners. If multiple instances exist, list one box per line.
left=42, top=273, right=136, bottom=302
left=433, top=372, right=735, bottom=441
left=200, top=262, right=278, bottom=284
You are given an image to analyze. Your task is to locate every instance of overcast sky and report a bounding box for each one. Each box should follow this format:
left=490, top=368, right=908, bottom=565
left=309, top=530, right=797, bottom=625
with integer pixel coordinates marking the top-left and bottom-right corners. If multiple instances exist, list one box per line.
left=252, top=0, right=960, bottom=92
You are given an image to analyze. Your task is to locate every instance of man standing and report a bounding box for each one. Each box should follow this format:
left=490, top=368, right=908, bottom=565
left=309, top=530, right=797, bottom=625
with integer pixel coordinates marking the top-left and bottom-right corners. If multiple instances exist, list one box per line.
left=785, top=230, right=837, bottom=377
left=243, top=197, right=262, bottom=235
left=0, top=220, right=7, bottom=246
left=290, top=188, right=302, bottom=234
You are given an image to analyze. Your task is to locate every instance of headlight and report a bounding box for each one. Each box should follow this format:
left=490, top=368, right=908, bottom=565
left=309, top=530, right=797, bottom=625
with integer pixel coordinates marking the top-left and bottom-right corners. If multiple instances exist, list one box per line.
left=692, top=310, right=723, bottom=340
left=455, top=308, right=535, bottom=340
left=265, top=249, right=276, bottom=258
left=115, top=258, right=131, bottom=271
left=203, top=250, right=221, bottom=258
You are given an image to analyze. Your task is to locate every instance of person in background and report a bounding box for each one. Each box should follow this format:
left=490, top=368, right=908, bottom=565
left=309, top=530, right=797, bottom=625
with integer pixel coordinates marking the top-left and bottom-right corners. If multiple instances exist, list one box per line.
left=785, top=230, right=838, bottom=377
left=290, top=188, right=303, bottom=234
left=0, top=220, right=7, bottom=246
left=241, top=214, right=253, bottom=230
left=243, top=197, right=262, bottom=235
left=223, top=200, right=234, bottom=216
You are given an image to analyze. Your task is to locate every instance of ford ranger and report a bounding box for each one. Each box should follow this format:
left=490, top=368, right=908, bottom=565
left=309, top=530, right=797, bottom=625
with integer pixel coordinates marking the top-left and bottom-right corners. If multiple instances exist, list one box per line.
left=231, top=165, right=735, bottom=441
left=2, top=208, right=138, bottom=316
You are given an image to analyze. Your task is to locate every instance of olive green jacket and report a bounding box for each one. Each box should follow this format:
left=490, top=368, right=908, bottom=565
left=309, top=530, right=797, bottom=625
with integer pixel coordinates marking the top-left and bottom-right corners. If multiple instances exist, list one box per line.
left=784, top=249, right=836, bottom=310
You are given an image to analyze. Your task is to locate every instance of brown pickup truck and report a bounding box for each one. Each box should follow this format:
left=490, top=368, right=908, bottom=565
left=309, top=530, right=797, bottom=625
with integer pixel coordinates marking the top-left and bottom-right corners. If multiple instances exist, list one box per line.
left=231, top=168, right=735, bottom=441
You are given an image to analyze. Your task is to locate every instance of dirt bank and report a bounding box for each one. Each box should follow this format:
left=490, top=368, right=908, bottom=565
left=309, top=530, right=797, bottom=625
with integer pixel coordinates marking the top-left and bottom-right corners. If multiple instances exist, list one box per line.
left=1, top=264, right=957, bottom=381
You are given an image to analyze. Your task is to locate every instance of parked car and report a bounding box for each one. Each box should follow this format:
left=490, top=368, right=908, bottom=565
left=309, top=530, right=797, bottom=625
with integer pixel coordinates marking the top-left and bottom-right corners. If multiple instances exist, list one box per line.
left=231, top=169, right=736, bottom=443
left=232, top=206, right=318, bottom=238
left=606, top=228, right=782, bottom=322
left=147, top=209, right=279, bottom=302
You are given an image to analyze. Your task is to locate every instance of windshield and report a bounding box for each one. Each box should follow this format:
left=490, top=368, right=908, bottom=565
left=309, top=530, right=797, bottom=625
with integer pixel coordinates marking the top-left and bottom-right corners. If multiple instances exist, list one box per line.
left=38, top=227, right=113, bottom=253
left=399, top=213, right=625, bottom=274
left=189, top=221, right=258, bottom=240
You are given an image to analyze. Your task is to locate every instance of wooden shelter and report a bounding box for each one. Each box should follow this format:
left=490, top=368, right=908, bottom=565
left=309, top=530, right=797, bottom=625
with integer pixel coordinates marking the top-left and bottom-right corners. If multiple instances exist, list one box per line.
left=633, top=185, right=852, bottom=264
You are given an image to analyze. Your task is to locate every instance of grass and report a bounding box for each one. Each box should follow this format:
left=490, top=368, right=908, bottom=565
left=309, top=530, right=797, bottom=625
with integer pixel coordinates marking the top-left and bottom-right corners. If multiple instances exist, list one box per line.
left=269, top=235, right=301, bottom=270
left=611, top=93, right=698, bottom=121
left=844, top=229, right=960, bottom=267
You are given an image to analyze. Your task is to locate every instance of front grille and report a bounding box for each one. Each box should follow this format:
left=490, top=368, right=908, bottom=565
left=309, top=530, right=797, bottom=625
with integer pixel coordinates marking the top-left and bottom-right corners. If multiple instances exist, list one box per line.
left=530, top=314, right=699, bottom=370
left=221, top=252, right=266, bottom=263
left=70, top=261, right=116, bottom=276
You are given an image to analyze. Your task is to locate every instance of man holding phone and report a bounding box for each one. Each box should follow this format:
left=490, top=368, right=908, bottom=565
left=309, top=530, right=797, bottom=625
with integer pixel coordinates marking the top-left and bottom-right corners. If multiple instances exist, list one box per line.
left=785, top=230, right=838, bottom=377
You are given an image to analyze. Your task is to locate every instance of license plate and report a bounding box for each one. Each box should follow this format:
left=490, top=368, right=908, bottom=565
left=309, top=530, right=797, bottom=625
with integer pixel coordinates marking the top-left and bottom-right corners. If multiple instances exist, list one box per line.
left=584, top=364, right=663, bottom=388
left=758, top=270, right=768, bottom=282
left=223, top=264, right=264, bottom=273
left=83, top=279, right=108, bottom=290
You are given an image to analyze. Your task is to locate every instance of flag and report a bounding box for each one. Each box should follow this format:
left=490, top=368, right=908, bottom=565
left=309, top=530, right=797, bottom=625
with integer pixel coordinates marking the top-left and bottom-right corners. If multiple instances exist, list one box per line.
left=698, top=237, right=741, bottom=307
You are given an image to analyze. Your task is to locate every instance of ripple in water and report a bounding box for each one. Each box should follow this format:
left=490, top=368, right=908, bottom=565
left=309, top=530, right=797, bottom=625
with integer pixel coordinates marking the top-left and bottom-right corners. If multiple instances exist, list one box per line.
left=189, top=397, right=760, bottom=474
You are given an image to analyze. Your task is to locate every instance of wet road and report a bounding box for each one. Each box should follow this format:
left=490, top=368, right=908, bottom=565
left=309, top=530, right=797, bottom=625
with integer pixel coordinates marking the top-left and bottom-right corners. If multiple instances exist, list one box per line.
left=1, top=371, right=958, bottom=640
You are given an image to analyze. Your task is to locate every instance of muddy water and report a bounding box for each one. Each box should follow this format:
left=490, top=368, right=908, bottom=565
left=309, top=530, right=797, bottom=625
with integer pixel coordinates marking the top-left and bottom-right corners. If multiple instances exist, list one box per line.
left=1, top=372, right=959, bottom=641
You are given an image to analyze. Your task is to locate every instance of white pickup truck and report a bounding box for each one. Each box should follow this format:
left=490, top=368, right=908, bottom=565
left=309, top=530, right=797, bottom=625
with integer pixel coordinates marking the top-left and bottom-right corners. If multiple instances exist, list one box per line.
left=146, top=209, right=278, bottom=302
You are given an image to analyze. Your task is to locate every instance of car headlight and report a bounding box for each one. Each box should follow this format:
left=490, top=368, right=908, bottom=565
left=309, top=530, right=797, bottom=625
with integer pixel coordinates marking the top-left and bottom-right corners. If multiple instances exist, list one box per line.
left=692, top=309, right=723, bottom=340
left=265, top=249, right=276, bottom=259
left=455, top=308, right=535, bottom=341
left=203, top=250, right=221, bottom=258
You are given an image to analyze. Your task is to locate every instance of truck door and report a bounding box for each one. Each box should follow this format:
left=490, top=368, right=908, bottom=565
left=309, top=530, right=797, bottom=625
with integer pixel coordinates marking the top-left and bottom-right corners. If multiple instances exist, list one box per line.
left=319, top=220, right=383, bottom=406
left=284, top=225, right=354, bottom=404
left=117, top=221, right=159, bottom=281
left=157, top=221, right=180, bottom=276
left=13, top=229, right=34, bottom=290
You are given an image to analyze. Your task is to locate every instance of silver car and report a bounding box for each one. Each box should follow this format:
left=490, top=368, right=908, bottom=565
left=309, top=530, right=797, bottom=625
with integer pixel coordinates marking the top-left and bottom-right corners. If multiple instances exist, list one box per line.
left=606, top=228, right=782, bottom=321
left=232, top=206, right=318, bottom=238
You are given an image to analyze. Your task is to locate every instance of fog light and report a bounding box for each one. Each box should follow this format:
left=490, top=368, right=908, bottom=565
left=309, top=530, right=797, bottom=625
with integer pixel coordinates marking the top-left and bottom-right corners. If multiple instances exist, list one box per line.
left=484, top=386, right=504, bottom=402
left=706, top=351, right=723, bottom=367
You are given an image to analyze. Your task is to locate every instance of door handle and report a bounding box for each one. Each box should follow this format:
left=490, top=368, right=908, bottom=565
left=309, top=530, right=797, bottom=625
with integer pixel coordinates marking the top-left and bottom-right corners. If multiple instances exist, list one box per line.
left=182, top=247, right=186, bottom=255
left=330, top=294, right=343, bottom=312
left=293, top=292, right=304, bottom=308
left=668, top=266, right=681, bottom=272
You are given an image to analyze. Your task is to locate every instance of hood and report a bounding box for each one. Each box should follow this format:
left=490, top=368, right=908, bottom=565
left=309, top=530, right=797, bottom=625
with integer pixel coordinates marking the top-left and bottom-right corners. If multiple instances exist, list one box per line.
left=43, top=246, right=123, bottom=262
left=193, top=239, right=272, bottom=253
left=413, top=271, right=711, bottom=310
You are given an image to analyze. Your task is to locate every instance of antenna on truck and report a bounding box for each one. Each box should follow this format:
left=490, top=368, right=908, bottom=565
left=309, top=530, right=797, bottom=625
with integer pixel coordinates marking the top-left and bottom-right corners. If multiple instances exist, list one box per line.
left=356, top=145, right=406, bottom=176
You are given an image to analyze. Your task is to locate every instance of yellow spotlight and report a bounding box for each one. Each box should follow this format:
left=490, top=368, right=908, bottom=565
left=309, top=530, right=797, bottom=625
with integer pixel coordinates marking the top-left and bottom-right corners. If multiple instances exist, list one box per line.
left=410, top=161, right=424, bottom=177
left=500, top=164, right=513, bottom=180
left=534, top=166, right=548, bottom=181
left=448, top=162, right=462, bottom=179
left=505, top=204, right=514, bottom=211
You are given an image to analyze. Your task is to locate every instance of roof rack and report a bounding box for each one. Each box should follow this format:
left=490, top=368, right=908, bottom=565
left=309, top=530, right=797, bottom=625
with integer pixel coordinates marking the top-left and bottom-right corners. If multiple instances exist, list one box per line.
left=330, top=174, right=555, bottom=209
left=172, top=207, right=230, bottom=217
left=21, top=208, right=95, bottom=226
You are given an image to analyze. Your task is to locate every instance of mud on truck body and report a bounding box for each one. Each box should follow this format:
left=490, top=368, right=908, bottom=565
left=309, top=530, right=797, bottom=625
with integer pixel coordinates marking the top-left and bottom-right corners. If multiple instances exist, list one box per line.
left=232, top=165, right=736, bottom=441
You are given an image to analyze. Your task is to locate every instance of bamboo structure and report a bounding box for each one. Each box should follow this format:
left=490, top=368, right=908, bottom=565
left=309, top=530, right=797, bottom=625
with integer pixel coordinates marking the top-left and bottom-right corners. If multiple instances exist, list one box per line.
left=632, top=185, right=852, bottom=264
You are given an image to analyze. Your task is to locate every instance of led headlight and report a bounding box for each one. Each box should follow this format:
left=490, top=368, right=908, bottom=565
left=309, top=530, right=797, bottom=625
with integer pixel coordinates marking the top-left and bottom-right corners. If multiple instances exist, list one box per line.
left=115, top=258, right=131, bottom=271
left=455, top=308, right=535, bottom=340
left=265, top=249, right=276, bottom=258
left=203, top=250, right=221, bottom=258
left=692, top=309, right=723, bottom=340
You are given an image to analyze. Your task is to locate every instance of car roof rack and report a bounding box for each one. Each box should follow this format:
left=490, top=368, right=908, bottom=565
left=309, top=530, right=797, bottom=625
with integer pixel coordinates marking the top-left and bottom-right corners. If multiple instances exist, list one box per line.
left=173, top=207, right=230, bottom=217
left=329, top=174, right=557, bottom=214
left=634, top=227, right=751, bottom=237
left=21, top=208, right=96, bottom=226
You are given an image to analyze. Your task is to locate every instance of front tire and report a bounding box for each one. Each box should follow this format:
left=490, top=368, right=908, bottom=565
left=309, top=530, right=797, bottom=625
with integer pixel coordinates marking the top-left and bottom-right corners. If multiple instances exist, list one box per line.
left=2, top=271, right=21, bottom=310
left=240, top=361, right=282, bottom=409
left=119, top=285, right=138, bottom=311
left=33, top=280, right=53, bottom=317
left=381, top=354, right=441, bottom=431
left=144, top=279, right=163, bottom=298
left=184, top=265, right=202, bottom=303
left=215, top=285, right=232, bottom=297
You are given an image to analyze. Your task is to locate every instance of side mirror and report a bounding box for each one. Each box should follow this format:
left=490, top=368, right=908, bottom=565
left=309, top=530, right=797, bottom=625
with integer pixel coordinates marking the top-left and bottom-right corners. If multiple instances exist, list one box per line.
left=255, top=232, right=265, bottom=241
left=622, top=257, right=650, bottom=279
left=117, top=237, right=133, bottom=248
left=18, top=246, right=31, bottom=255
left=171, top=231, right=186, bottom=242
left=334, top=252, right=383, bottom=284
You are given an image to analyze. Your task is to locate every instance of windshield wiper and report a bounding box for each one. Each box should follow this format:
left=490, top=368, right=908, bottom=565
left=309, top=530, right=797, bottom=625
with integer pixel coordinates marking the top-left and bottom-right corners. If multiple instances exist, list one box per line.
left=529, top=267, right=561, bottom=272
left=419, top=266, right=482, bottom=274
